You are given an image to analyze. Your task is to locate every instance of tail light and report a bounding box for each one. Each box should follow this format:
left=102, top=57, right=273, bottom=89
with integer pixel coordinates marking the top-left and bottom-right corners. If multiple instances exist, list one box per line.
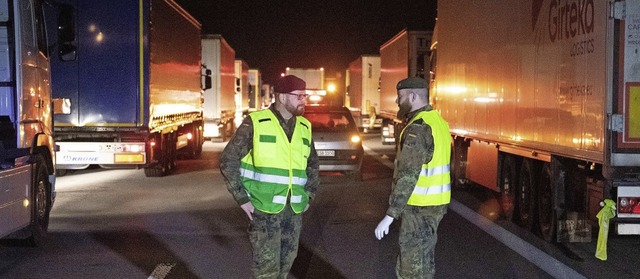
left=618, top=197, right=640, bottom=214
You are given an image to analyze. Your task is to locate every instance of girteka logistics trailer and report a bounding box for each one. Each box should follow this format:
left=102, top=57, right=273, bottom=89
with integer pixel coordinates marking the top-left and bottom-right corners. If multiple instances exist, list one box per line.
left=431, top=0, right=640, bottom=239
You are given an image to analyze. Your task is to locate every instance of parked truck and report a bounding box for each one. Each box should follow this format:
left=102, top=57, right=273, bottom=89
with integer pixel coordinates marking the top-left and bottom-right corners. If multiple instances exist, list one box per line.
left=346, top=55, right=382, bottom=132
left=378, top=29, right=432, bottom=144
left=248, top=69, right=262, bottom=109
left=48, top=0, right=207, bottom=177
left=262, top=83, right=273, bottom=108
left=202, top=34, right=236, bottom=141
left=432, top=0, right=640, bottom=238
left=234, top=59, right=249, bottom=128
left=1, top=0, right=71, bottom=245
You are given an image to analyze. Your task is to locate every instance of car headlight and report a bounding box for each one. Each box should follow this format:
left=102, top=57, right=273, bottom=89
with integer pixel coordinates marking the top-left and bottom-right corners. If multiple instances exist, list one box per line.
left=351, top=135, right=361, bottom=143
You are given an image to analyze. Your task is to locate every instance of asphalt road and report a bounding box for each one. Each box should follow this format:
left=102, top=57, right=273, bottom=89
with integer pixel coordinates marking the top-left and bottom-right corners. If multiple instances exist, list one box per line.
left=0, top=133, right=639, bottom=278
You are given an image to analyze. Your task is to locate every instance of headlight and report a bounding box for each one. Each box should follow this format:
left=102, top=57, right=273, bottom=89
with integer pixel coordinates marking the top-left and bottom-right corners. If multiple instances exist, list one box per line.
left=351, top=135, right=361, bottom=143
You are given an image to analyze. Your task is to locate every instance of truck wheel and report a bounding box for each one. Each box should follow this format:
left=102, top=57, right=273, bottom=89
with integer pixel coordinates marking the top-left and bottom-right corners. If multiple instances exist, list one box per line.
left=168, top=133, right=177, bottom=172
left=184, top=126, right=202, bottom=159
left=450, top=139, right=468, bottom=189
left=517, top=159, right=538, bottom=231
left=537, top=162, right=556, bottom=242
left=55, top=169, right=67, bottom=176
left=144, top=165, right=166, bottom=177
left=144, top=134, right=167, bottom=177
left=499, top=155, right=518, bottom=222
left=194, top=128, right=203, bottom=158
left=26, top=155, right=51, bottom=247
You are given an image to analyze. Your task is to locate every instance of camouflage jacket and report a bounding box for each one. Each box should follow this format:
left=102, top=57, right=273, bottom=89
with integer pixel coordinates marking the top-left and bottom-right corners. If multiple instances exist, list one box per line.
left=386, top=105, right=436, bottom=219
left=219, top=105, right=320, bottom=206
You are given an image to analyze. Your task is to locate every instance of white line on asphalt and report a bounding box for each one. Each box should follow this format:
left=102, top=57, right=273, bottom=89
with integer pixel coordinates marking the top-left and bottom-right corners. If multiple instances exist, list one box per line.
left=148, top=263, right=176, bottom=279
left=365, top=144, right=586, bottom=279
left=449, top=201, right=586, bottom=279
left=363, top=145, right=394, bottom=169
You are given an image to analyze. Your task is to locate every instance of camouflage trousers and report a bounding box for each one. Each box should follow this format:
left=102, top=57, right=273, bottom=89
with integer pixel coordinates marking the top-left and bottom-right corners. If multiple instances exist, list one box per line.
left=396, top=204, right=448, bottom=279
left=248, top=206, right=302, bottom=279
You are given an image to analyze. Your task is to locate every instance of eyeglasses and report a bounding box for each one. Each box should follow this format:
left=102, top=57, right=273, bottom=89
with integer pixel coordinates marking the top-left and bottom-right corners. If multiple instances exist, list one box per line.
left=281, top=92, right=309, bottom=100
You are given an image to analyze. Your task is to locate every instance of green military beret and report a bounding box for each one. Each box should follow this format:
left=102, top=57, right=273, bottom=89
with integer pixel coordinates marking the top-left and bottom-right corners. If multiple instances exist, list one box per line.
left=396, top=77, right=428, bottom=90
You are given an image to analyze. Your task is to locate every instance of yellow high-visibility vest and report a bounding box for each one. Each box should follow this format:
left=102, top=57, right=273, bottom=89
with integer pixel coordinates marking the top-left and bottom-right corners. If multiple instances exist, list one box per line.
left=240, top=109, right=312, bottom=214
left=400, top=110, right=452, bottom=206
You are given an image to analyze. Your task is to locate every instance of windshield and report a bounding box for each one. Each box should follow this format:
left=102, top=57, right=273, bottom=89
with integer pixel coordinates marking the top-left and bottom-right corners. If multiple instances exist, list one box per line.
left=304, top=111, right=357, bottom=132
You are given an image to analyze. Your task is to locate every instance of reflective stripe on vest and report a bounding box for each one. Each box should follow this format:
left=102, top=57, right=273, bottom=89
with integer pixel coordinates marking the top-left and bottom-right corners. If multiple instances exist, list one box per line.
left=240, top=109, right=312, bottom=214
left=420, top=165, right=450, bottom=177
left=240, top=168, right=309, bottom=186
left=272, top=195, right=303, bottom=204
left=401, top=110, right=452, bottom=206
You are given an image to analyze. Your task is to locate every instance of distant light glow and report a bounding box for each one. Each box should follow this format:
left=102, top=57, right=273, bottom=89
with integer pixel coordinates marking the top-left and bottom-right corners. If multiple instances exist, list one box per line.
left=309, top=95, right=322, bottom=102
left=451, top=129, right=468, bottom=136
left=440, top=86, right=467, bottom=94
left=327, top=83, right=336, bottom=93
left=474, top=97, right=497, bottom=103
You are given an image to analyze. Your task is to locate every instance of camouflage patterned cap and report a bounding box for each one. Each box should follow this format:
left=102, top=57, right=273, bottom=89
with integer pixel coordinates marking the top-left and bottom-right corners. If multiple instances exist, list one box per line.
left=396, top=77, right=428, bottom=90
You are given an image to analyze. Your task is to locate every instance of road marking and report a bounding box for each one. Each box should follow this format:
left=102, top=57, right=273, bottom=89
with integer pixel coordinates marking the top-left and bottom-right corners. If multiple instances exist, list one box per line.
left=366, top=145, right=586, bottom=279
left=148, top=263, right=176, bottom=279
left=450, top=201, right=586, bottom=279
left=363, top=145, right=394, bottom=169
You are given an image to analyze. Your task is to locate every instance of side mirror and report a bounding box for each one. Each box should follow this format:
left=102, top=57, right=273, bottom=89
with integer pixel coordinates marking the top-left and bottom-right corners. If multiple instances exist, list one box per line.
left=202, top=68, right=212, bottom=90
left=52, top=98, right=71, bottom=115
left=59, top=43, right=77, bottom=61
left=204, top=75, right=212, bottom=90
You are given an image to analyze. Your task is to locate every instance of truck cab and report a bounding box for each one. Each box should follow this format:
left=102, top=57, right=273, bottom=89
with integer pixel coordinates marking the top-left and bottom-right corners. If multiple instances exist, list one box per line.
left=0, top=0, right=71, bottom=245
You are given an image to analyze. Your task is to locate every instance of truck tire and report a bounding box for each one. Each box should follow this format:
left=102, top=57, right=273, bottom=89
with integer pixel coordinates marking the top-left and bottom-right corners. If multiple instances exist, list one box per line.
left=183, top=126, right=202, bottom=159
left=194, top=131, right=204, bottom=159
left=144, top=165, right=165, bottom=177
left=167, top=133, right=177, bottom=172
left=537, top=162, right=556, bottom=242
left=499, top=155, right=518, bottom=222
left=195, top=129, right=203, bottom=157
left=450, top=139, right=468, bottom=189
left=26, top=155, right=51, bottom=247
left=517, top=158, right=538, bottom=231
left=144, top=134, right=169, bottom=177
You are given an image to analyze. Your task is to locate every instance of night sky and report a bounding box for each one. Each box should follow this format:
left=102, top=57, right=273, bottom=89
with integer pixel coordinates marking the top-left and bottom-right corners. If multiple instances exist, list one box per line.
left=175, top=0, right=437, bottom=84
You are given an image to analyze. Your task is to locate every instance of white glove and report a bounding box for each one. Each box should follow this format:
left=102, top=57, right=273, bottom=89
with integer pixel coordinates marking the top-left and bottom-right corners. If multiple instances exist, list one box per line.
left=375, top=215, right=394, bottom=240
left=240, top=202, right=255, bottom=221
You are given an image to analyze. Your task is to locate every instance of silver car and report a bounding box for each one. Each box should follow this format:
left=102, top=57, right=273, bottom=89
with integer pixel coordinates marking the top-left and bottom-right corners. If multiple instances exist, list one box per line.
left=304, top=106, right=363, bottom=180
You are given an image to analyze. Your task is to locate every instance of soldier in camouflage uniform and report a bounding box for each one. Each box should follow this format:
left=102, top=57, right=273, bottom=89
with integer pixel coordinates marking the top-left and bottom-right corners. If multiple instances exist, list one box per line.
left=220, top=75, right=320, bottom=279
left=375, top=77, right=451, bottom=279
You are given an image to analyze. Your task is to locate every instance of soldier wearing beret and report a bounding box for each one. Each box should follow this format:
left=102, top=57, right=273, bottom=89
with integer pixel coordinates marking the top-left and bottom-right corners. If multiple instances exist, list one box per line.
left=374, top=77, right=451, bottom=279
left=220, top=75, right=320, bottom=279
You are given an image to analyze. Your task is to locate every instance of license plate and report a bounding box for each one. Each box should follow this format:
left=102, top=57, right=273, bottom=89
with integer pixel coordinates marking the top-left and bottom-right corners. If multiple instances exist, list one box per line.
left=317, top=150, right=335, bottom=157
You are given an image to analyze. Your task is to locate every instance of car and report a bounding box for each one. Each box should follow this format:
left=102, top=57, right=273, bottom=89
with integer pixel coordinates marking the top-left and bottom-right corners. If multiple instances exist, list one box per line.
left=303, top=106, right=364, bottom=180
